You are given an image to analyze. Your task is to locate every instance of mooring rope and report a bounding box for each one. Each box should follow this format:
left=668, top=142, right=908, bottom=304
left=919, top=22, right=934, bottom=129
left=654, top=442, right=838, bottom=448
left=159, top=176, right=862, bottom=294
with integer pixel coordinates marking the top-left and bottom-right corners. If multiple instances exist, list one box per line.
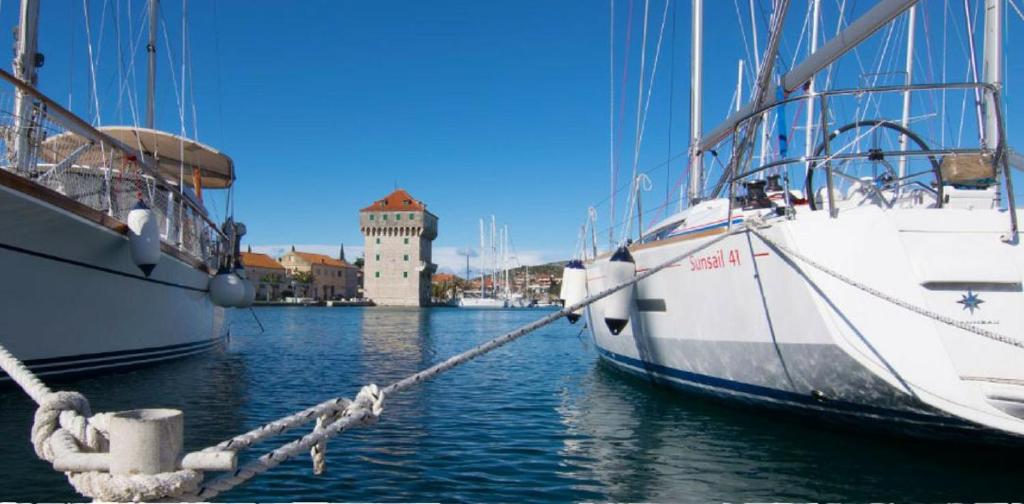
left=0, top=227, right=739, bottom=502
left=7, top=219, right=1024, bottom=502
left=187, top=229, right=740, bottom=500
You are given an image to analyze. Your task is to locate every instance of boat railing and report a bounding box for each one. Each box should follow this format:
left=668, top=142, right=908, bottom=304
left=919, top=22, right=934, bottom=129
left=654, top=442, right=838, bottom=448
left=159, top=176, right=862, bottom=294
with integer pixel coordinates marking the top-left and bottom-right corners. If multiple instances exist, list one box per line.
left=0, top=68, right=227, bottom=269
left=714, top=82, right=1001, bottom=182
left=705, top=81, right=1016, bottom=239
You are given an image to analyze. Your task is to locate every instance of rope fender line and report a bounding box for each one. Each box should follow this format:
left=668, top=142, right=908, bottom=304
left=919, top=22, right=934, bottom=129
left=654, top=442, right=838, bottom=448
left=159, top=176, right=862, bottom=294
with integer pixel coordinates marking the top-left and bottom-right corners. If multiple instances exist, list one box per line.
left=0, top=229, right=741, bottom=502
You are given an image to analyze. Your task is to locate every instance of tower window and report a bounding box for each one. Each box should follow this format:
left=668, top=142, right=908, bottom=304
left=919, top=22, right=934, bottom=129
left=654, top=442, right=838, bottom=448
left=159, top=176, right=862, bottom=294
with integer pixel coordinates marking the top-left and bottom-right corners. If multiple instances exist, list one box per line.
left=403, top=238, right=409, bottom=245
left=376, top=238, right=380, bottom=244
left=403, top=254, right=409, bottom=261
left=383, top=214, right=388, bottom=221
left=403, top=272, right=408, bottom=278
left=375, top=254, right=380, bottom=261
left=369, top=214, right=375, bottom=221
left=409, top=213, right=415, bottom=220
left=374, top=272, right=380, bottom=278
left=396, top=214, right=402, bottom=221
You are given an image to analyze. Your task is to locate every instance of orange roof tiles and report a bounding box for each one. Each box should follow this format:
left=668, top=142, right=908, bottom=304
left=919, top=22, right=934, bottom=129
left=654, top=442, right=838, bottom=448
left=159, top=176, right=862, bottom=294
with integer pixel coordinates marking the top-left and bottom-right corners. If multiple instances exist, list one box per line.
left=360, top=188, right=426, bottom=212
left=291, top=251, right=356, bottom=269
left=432, top=273, right=461, bottom=283
left=240, top=252, right=285, bottom=270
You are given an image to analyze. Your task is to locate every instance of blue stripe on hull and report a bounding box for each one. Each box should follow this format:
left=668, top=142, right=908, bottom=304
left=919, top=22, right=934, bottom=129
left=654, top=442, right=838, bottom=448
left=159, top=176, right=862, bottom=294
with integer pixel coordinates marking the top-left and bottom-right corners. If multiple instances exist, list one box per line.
left=1, top=335, right=227, bottom=381
left=596, top=347, right=977, bottom=432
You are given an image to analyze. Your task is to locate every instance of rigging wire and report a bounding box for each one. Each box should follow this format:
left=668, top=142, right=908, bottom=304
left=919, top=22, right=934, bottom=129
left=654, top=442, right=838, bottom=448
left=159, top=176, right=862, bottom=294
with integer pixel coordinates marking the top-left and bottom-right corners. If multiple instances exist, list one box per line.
left=68, top=0, right=75, bottom=110
left=610, top=0, right=636, bottom=247
left=1010, top=0, right=1024, bottom=22
left=82, top=0, right=105, bottom=126
left=621, top=0, right=674, bottom=244
left=662, top=0, right=677, bottom=220
left=625, top=0, right=650, bottom=244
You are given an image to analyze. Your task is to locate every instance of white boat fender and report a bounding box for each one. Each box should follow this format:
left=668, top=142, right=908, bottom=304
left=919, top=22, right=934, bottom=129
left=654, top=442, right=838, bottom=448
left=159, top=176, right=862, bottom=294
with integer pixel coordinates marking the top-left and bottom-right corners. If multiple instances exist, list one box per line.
left=127, top=199, right=161, bottom=277
left=209, top=266, right=245, bottom=308
left=234, top=265, right=257, bottom=308
left=603, top=246, right=636, bottom=335
left=560, top=259, right=587, bottom=324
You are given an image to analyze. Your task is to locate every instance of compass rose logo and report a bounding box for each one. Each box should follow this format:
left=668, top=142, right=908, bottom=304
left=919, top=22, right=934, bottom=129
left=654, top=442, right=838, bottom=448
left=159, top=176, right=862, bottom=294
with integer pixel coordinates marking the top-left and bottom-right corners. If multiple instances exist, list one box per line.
left=957, top=289, right=985, bottom=315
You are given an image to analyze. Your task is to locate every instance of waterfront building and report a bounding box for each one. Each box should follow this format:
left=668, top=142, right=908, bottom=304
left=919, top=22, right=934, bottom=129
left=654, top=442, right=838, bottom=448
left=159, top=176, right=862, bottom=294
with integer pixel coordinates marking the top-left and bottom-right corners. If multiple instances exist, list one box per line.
left=431, top=273, right=463, bottom=302
left=360, top=189, right=438, bottom=306
left=280, top=247, right=360, bottom=300
left=240, top=250, right=287, bottom=301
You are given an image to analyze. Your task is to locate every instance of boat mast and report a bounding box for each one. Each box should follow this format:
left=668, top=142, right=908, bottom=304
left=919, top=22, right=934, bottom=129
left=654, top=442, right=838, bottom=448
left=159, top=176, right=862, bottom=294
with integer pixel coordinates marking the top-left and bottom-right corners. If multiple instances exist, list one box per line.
left=804, top=0, right=821, bottom=177
left=701, top=0, right=919, bottom=153
left=147, top=0, right=158, bottom=129
left=897, top=5, right=916, bottom=182
left=982, top=0, right=1003, bottom=150
left=686, top=0, right=703, bottom=206
left=479, top=218, right=485, bottom=295
left=498, top=225, right=504, bottom=297
left=490, top=215, right=497, bottom=298
left=504, top=225, right=510, bottom=298
left=12, top=0, right=40, bottom=173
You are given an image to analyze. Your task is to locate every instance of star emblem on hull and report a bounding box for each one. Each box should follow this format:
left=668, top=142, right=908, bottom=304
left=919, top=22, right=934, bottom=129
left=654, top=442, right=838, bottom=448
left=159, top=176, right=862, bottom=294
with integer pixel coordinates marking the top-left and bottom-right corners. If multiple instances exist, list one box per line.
left=957, top=289, right=984, bottom=315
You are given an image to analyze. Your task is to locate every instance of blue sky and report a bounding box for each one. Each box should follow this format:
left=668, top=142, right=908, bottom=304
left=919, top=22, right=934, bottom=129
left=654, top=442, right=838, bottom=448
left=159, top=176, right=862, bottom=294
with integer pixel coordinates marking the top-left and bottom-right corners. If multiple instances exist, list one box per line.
left=14, top=1, right=1024, bottom=273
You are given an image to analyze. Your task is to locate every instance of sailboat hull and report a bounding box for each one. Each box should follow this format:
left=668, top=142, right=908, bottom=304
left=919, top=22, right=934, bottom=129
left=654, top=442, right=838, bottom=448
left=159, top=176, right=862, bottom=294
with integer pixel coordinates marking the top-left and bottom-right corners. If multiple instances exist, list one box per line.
left=0, top=175, right=227, bottom=379
left=587, top=204, right=1024, bottom=441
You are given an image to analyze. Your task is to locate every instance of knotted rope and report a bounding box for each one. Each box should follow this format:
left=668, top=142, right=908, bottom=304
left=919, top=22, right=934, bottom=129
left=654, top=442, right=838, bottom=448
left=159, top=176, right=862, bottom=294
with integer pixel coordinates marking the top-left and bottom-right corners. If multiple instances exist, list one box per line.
left=0, top=344, right=201, bottom=501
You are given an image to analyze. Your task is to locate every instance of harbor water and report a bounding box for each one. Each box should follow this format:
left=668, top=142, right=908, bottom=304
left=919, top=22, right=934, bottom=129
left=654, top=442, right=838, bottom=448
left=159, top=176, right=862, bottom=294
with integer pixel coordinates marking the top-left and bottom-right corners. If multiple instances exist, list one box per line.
left=2, top=306, right=1024, bottom=501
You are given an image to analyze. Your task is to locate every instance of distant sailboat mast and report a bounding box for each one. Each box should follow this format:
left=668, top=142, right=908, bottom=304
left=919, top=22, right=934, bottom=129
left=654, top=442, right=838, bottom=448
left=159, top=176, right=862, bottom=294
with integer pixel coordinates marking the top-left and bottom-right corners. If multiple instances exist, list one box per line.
left=490, top=215, right=497, bottom=297
left=479, top=218, right=486, bottom=296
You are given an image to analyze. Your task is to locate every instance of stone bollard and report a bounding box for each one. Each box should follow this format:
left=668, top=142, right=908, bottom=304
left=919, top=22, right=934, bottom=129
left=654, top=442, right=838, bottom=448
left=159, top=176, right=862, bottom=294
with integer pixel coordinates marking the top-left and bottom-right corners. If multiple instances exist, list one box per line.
left=108, top=409, right=183, bottom=475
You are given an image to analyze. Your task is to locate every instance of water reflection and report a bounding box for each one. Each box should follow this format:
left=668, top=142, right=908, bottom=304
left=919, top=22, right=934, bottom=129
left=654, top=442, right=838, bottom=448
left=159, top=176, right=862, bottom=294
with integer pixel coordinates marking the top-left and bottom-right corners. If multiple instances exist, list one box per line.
left=359, top=307, right=433, bottom=384
left=560, top=360, right=1024, bottom=501
left=5, top=307, right=1024, bottom=502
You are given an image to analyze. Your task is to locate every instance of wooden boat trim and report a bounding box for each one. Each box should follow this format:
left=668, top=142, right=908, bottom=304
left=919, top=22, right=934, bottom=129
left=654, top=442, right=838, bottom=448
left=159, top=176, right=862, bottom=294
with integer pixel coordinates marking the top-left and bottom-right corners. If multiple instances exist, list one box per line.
left=587, top=227, right=730, bottom=263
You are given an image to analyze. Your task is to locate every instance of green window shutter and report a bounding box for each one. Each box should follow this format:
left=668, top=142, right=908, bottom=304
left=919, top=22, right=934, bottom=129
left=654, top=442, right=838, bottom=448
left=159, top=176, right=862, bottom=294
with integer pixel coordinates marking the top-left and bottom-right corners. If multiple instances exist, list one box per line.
left=383, top=214, right=388, bottom=221
left=376, top=238, right=380, bottom=244
left=375, top=254, right=380, bottom=261
left=403, top=272, right=408, bottom=278
left=396, top=214, right=401, bottom=220
left=369, top=214, right=375, bottom=220
left=403, top=238, right=409, bottom=244
left=409, top=213, right=415, bottom=219
left=403, top=254, right=409, bottom=261
left=374, top=271, right=380, bottom=278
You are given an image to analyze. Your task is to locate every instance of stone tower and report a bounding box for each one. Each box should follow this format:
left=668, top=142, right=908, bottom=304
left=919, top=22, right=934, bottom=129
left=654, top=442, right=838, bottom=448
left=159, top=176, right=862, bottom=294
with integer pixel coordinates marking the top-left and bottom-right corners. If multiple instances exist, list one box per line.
left=359, top=188, right=438, bottom=306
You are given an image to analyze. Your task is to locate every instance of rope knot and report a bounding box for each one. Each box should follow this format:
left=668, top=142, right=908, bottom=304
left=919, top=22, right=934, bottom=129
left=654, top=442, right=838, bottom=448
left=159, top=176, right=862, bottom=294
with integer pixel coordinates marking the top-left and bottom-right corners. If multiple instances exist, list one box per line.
left=32, top=391, right=94, bottom=460
left=354, top=384, right=385, bottom=421
left=309, top=384, right=385, bottom=476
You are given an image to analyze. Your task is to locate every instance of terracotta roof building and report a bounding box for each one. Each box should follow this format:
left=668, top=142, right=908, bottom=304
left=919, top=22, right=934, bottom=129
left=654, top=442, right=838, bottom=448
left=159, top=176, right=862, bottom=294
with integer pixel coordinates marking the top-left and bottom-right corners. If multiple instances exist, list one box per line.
left=240, top=251, right=287, bottom=301
left=359, top=188, right=438, bottom=306
left=431, top=273, right=461, bottom=284
left=280, top=247, right=359, bottom=300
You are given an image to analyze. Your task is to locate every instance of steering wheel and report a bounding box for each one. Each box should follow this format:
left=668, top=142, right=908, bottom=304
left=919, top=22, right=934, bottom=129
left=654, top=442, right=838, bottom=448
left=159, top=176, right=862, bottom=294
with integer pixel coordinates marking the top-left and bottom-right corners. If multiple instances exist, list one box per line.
left=806, top=119, right=943, bottom=211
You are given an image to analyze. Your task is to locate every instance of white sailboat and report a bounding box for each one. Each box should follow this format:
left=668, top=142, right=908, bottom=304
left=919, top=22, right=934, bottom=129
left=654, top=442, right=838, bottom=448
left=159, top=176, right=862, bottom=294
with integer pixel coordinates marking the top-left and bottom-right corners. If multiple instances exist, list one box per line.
left=0, top=0, right=251, bottom=378
left=456, top=216, right=508, bottom=308
left=574, top=0, right=1024, bottom=440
